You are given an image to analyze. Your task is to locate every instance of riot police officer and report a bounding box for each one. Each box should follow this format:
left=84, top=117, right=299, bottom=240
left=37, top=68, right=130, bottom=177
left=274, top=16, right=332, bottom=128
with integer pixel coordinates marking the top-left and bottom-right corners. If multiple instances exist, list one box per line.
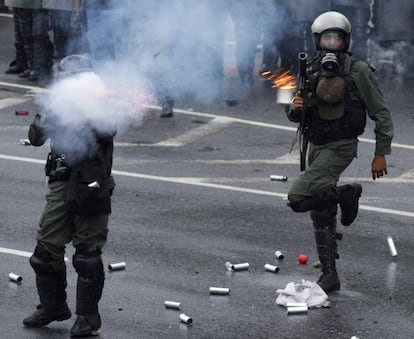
left=23, top=55, right=116, bottom=338
left=287, top=12, right=393, bottom=293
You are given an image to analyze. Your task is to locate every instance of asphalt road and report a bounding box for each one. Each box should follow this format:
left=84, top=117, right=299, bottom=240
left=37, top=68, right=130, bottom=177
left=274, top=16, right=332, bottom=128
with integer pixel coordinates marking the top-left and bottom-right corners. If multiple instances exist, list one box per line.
left=1, top=13, right=414, bottom=339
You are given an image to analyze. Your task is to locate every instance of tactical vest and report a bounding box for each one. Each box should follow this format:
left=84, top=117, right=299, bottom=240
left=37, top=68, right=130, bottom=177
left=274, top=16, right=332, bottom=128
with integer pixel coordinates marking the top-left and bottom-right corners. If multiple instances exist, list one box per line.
left=307, top=54, right=367, bottom=145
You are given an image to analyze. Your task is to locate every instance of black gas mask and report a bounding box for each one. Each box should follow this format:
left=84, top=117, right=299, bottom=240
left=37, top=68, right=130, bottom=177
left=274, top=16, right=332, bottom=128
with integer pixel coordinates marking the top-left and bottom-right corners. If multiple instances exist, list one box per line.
left=321, top=52, right=339, bottom=72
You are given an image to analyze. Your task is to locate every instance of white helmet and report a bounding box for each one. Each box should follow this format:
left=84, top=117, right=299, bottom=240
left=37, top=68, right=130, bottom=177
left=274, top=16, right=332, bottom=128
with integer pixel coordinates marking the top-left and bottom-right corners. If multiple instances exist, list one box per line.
left=311, top=11, right=352, bottom=51
left=57, top=54, right=93, bottom=78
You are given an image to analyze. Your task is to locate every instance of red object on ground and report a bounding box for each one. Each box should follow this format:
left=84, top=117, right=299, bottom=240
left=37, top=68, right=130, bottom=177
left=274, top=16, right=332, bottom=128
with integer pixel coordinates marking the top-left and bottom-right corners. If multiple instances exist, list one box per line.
left=298, top=254, right=308, bottom=264
left=15, top=110, right=28, bottom=115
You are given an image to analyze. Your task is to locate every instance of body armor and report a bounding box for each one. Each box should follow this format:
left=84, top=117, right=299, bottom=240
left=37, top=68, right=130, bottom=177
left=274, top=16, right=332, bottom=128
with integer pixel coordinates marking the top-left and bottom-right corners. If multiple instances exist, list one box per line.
left=306, top=54, right=367, bottom=145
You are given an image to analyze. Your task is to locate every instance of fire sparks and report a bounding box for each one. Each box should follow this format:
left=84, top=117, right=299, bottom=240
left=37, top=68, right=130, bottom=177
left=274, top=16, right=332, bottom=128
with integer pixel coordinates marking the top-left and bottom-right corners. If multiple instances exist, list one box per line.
left=261, top=68, right=296, bottom=89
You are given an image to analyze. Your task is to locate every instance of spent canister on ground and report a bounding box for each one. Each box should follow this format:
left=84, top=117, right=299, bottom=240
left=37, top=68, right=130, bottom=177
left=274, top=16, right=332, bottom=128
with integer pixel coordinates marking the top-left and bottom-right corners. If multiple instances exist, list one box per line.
left=164, top=301, right=181, bottom=309
left=231, top=262, right=249, bottom=271
left=209, top=287, right=230, bottom=295
left=264, top=264, right=279, bottom=273
left=8, top=273, right=22, bottom=282
left=387, top=236, right=398, bottom=257
left=179, top=313, right=192, bottom=324
left=108, top=262, right=126, bottom=271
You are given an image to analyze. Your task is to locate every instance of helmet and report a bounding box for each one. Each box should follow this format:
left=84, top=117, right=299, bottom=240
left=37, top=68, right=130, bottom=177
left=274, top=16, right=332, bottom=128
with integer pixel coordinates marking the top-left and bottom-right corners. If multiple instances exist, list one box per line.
left=57, top=54, right=93, bottom=78
left=311, top=11, right=352, bottom=51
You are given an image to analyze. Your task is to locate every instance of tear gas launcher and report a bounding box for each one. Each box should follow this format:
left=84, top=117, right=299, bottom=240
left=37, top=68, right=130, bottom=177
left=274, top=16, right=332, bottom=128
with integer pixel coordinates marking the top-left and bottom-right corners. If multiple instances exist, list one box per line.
left=297, top=52, right=310, bottom=172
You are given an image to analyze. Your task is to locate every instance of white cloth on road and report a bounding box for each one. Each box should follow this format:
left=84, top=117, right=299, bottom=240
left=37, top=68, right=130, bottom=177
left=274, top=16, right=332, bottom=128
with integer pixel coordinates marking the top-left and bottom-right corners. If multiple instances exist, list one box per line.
left=275, top=280, right=328, bottom=308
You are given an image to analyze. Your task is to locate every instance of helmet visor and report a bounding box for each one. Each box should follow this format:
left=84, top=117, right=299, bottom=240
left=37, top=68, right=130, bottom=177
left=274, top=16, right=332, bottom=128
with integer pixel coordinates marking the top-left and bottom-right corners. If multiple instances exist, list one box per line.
left=320, top=31, right=345, bottom=51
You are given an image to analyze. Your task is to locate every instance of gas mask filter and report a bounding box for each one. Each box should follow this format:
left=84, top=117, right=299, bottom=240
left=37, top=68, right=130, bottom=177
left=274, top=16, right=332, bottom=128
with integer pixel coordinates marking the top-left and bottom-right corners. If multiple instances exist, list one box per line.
left=321, top=53, right=339, bottom=72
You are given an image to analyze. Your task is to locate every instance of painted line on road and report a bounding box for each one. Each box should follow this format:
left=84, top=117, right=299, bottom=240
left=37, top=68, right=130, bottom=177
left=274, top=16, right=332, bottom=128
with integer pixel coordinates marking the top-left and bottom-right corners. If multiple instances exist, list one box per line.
left=0, top=246, right=69, bottom=261
left=1, top=153, right=413, bottom=218
left=154, top=117, right=232, bottom=147
left=0, top=154, right=44, bottom=164
left=0, top=81, right=412, bottom=151
left=0, top=81, right=48, bottom=94
left=0, top=247, right=32, bottom=258
left=0, top=96, right=32, bottom=110
left=0, top=13, right=13, bottom=18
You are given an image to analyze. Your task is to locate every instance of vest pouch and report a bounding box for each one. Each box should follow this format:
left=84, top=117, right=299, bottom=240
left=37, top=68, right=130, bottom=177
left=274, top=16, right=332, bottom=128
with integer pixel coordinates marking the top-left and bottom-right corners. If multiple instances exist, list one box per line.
left=65, top=162, right=111, bottom=215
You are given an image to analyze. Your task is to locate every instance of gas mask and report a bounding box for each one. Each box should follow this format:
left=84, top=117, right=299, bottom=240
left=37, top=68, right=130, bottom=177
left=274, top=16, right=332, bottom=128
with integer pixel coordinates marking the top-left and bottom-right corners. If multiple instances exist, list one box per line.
left=321, top=52, right=339, bottom=72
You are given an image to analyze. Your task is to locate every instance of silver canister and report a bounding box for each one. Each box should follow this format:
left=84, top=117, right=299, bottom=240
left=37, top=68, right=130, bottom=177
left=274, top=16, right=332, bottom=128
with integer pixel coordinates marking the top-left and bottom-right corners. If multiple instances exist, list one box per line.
left=286, top=302, right=307, bottom=308
left=275, top=251, right=284, bottom=260
left=179, top=313, right=193, bottom=324
left=264, top=264, right=279, bottom=273
left=8, top=273, right=22, bottom=282
left=108, top=262, right=126, bottom=271
left=270, top=175, right=288, bottom=182
left=387, top=236, right=398, bottom=258
left=209, top=287, right=230, bottom=295
left=287, top=305, right=308, bottom=314
left=276, top=88, right=294, bottom=105
left=164, top=301, right=181, bottom=310
left=231, top=262, right=249, bottom=271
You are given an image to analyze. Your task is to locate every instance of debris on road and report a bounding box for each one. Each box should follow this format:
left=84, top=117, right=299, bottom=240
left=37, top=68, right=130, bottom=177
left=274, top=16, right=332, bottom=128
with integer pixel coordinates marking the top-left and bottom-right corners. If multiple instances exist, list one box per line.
left=108, top=262, right=126, bottom=271
left=209, top=287, right=230, bottom=295
left=387, top=236, right=398, bottom=258
left=275, top=250, right=284, bottom=259
left=8, top=272, right=22, bottom=283
left=179, top=313, right=192, bottom=324
left=164, top=301, right=181, bottom=310
left=264, top=263, right=280, bottom=273
left=298, top=254, right=308, bottom=264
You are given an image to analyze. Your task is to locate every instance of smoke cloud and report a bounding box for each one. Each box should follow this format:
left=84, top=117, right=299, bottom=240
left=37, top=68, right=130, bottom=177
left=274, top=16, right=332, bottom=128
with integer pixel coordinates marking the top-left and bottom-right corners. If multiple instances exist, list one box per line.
left=34, top=1, right=413, bottom=159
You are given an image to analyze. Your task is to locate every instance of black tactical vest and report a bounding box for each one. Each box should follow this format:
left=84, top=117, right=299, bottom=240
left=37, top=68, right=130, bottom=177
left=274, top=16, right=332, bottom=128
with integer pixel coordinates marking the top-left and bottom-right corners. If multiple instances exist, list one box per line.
left=307, top=54, right=367, bottom=145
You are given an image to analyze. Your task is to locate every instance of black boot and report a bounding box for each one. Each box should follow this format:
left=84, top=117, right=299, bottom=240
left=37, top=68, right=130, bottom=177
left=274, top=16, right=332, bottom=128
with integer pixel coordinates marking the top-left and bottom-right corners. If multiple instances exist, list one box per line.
left=70, top=274, right=104, bottom=337
left=337, top=183, right=362, bottom=226
left=314, top=225, right=341, bottom=293
left=23, top=269, right=71, bottom=327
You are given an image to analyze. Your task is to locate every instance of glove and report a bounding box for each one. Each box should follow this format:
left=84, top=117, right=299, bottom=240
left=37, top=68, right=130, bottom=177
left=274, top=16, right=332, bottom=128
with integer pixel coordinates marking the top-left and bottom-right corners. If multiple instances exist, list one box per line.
left=371, top=155, right=388, bottom=180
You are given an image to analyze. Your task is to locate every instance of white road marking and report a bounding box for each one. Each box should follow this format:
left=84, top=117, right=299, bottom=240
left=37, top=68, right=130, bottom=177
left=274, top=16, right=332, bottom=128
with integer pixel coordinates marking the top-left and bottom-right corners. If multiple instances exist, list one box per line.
left=114, top=156, right=298, bottom=165
left=0, top=81, right=47, bottom=94
left=0, top=96, right=32, bottom=110
left=0, top=247, right=32, bottom=257
left=0, top=154, right=44, bottom=164
left=0, top=246, right=68, bottom=260
left=0, top=153, right=413, bottom=218
left=154, top=117, right=232, bottom=147
left=0, top=13, right=13, bottom=18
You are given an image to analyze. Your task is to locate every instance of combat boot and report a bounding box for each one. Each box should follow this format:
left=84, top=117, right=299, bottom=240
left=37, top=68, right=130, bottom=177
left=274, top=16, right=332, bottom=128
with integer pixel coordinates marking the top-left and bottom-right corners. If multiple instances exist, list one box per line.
left=71, top=314, right=101, bottom=338
left=313, top=217, right=341, bottom=294
left=23, top=271, right=71, bottom=327
left=337, top=183, right=362, bottom=226
left=23, top=303, right=72, bottom=328
left=71, top=253, right=105, bottom=338
left=70, top=274, right=104, bottom=337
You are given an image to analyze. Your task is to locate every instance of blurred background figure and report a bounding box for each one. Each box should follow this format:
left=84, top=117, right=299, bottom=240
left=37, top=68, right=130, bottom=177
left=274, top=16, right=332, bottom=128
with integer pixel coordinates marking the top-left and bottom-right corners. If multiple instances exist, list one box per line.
left=82, top=0, right=130, bottom=65
left=228, top=0, right=260, bottom=89
left=259, top=0, right=287, bottom=73
left=28, top=5, right=53, bottom=82
left=4, top=0, right=40, bottom=77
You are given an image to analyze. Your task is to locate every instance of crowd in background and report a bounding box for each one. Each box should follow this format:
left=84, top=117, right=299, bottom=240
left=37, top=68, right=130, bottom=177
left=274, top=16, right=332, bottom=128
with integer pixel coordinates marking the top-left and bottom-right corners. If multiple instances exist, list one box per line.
left=2, top=1, right=413, bottom=97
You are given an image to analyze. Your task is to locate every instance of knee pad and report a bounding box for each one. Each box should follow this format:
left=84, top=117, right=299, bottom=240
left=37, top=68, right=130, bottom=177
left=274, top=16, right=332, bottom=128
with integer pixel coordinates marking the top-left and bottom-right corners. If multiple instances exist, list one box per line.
left=311, top=209, right=336, bottom=229
left=30, top=245, right=53, bottom=276
left=30, top=244, right=65, bottom=276
left=73, top=252, right=103, bottom=278
left=287, top=194, right=309, bottom=212
left=30, top=254, right=52, bottom=276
